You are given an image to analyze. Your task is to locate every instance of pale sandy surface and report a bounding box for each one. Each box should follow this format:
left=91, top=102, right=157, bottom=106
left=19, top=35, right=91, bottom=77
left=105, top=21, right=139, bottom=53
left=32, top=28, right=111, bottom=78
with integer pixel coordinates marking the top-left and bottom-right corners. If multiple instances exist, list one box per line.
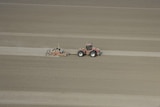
left=0, top=0, right=160, bottom=107
left=1, top=0, right=160, bottom=8
left=1, top=55, right=160, bottom=95
left=0, top=0, right=160, bottom=52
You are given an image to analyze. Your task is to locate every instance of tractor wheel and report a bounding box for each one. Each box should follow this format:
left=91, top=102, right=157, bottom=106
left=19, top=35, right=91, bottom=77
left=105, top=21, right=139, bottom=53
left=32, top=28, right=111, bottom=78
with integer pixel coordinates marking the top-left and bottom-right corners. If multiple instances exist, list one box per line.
left=90, top=51, right=97, bottom=57
left=77, top=51, right=84, bottom=57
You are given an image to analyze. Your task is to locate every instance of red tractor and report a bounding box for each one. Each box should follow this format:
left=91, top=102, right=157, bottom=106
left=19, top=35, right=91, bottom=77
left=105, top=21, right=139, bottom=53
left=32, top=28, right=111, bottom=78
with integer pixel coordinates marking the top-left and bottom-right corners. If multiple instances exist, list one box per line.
left=77, top=43, right=102, bottom=57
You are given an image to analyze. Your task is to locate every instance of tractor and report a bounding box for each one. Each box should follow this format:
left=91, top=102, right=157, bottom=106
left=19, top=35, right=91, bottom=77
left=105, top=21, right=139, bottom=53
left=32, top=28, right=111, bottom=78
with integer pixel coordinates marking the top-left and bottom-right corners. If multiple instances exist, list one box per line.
left=77, top=43, right=102, bottom=57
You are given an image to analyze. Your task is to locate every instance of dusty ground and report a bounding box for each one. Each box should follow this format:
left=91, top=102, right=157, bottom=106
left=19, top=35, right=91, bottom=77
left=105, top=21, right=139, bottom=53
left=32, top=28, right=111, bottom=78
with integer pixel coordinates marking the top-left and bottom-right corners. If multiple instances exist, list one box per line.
left=0, top=0, right=160, bottom=107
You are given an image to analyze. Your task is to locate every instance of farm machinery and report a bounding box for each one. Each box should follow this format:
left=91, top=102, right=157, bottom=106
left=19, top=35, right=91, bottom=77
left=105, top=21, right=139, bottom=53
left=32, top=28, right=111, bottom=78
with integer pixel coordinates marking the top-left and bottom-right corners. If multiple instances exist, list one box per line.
left=77, top=43, right=102, bottom=57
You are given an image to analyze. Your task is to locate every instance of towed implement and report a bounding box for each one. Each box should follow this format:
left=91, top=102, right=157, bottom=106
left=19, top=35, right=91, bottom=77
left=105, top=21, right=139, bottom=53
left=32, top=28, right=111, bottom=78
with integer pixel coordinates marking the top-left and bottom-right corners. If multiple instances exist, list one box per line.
left=46, top=47, right=70, bottom=57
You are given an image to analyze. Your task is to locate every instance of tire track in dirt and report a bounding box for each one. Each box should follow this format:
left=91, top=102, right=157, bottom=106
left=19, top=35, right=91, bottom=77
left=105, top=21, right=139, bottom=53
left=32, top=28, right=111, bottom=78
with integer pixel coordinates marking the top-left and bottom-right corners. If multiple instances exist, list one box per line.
left=0, top=46, right=160, bottom=57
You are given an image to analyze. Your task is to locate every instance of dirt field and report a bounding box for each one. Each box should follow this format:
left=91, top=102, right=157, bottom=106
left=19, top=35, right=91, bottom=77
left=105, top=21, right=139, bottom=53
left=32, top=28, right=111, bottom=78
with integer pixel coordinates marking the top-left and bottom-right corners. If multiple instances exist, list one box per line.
left=0, top=0, right=160, bottom=107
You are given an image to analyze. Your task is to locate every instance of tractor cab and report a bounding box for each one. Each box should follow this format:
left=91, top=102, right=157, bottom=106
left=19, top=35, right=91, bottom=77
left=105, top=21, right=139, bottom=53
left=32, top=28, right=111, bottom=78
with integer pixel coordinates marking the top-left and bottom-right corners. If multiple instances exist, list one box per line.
left=86, top=43, right=93, bottom=50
